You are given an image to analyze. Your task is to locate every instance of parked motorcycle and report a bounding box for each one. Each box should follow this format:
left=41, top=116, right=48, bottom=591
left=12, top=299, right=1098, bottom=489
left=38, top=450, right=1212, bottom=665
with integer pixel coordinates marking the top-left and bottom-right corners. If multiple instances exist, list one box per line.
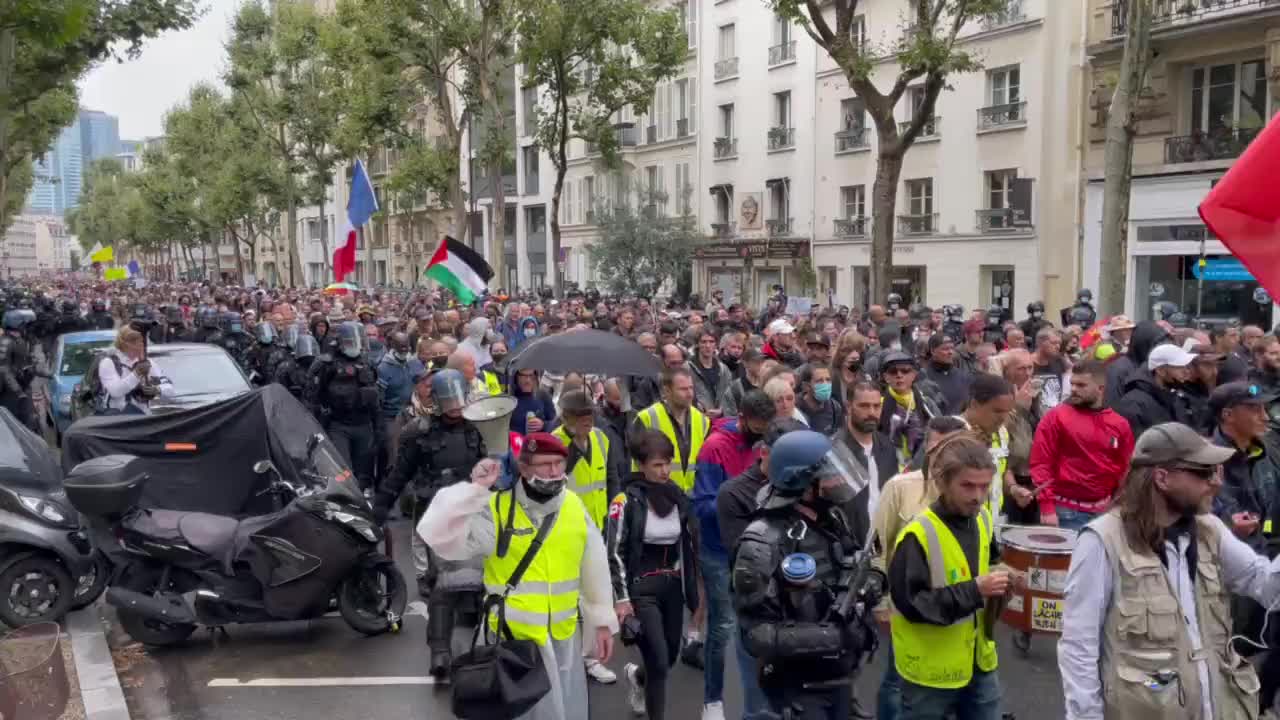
left=64, top=433, right=406, bottom=646
left=0, top=408, right=106, bottom=627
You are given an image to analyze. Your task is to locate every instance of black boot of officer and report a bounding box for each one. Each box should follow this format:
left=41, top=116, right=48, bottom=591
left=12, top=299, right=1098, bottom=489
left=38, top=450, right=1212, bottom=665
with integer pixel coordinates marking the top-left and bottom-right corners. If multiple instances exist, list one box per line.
left=371, top=369, right=486, bottom=679
left=732, top=430, right=884, bottom=720
left=307, top=322, right=381, bottom=492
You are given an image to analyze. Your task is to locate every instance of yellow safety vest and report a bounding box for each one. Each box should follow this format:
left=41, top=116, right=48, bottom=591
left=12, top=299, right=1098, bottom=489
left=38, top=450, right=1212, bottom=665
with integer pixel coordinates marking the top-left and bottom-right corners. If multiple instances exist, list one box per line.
left=635, top=403, right=709, bottom=494
left=482, top=490, right=589, bottom=645
left=483, top=370, right=504, bottom=396
left=552, top=426, right=610, bottom=530
left=988, top=426, right=1010, bottom=515
left=890, top=507, right=998, bottom=689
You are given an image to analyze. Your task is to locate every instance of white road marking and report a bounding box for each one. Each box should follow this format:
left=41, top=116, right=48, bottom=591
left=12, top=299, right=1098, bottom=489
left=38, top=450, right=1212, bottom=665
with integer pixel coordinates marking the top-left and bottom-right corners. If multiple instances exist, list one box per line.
left=405, top=600, right=429, bottom=618
left=209, top=677, right=440, bottom=688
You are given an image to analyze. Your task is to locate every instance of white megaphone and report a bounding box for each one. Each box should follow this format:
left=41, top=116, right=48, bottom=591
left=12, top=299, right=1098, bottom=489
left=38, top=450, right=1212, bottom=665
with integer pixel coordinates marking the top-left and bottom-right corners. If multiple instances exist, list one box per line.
left=462, top=395, right=518, bottom=458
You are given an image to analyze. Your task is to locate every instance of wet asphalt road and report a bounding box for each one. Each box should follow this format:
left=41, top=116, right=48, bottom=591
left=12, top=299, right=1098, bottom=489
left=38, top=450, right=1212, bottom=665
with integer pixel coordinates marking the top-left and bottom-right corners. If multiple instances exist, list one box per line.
left=105, top=520, right=1066, bottom=720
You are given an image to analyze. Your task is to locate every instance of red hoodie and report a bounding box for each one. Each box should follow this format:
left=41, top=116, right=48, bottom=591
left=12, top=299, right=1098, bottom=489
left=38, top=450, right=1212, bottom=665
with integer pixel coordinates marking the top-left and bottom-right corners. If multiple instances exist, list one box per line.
left=1030, top=402, right=1134, bottom=515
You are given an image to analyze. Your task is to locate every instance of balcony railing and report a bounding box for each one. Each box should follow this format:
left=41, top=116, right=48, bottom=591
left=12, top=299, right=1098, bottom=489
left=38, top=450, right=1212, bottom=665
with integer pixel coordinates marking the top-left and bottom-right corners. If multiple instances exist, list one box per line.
left=646, top=125, right=657, bottom=144
left=711, top=221, right=737, bottom=237
left=899, top=116, right=940, bottom=138
left=981, top=0, right=1025, bottom=30
left=976, top=208, right=1027, bottom=232
left=615, top=123, right=638, bottom=147
left=767, top=217, right=794, bottom=236
left=1113, top=0, right=1274, bottom=35
left=713, top=137, right=738, bottom=159
left=714, top=57, right=739, bottom=80
left=835, top=127, right=870, bottom=153
left=768, top=40, right=797, bottom=66
left=834, top=216, right=870, bottom=237
left=1164, top=127, right=1261, bottom=164
left=977, top=101, right=1027, bottom=130
left=767, top=126, right=796, bottom=151
left=897, top=213, right=939, bottom=235
left=677, top=117, right=690, bottom=137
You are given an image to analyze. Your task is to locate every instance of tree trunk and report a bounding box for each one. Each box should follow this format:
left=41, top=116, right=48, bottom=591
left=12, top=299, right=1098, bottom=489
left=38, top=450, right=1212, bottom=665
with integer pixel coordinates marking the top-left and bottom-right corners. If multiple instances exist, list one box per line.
left=1098, top=0, right=1153, bottom=315
left=489, top=155, right=507, bottom=294
left=0, top=29, right=14, bottom=233
left=231, top=228, right=245, bottom=282
left=318, top=193, right=331, bottom=279
left=870, top=150, right=904, bottom=305
left=282, top=125, right=303, bottom=287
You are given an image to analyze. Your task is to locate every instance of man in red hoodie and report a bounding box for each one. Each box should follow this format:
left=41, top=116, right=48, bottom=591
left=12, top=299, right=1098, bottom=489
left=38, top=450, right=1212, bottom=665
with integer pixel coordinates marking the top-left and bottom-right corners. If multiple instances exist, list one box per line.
left=1030, top=358, right=1134, bottom=531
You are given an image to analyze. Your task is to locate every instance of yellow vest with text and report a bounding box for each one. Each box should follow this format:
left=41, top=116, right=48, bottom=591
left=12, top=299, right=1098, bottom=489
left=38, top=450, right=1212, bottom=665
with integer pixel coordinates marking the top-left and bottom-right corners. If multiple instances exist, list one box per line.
left=635, top=403, right=709, bottom=494
left=890, top=507, right=998, bottom=689
left=482, top=490, right=588, bottom=645
left=552, top=426, right=610, bottom=530
left=987, top=427, right=1010, bottom=515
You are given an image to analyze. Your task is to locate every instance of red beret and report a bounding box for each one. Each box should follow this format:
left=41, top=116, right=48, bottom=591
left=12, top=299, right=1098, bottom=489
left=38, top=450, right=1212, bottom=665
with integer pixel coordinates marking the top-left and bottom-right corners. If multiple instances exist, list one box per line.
left=520, top=432, right=568, bottom=459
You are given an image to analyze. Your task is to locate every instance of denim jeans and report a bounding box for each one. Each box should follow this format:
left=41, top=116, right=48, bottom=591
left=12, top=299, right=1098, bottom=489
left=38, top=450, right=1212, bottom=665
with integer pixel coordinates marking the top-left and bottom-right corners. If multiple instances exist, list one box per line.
left=700, top=548, right=734, bottom=704
left=735, top=631, right=776, bottom=720
left=900, top=669, right=1001, bottom=720
left=1056, top=506, right=1099, bottom=532
left=877, top=642, right=902, bottom=720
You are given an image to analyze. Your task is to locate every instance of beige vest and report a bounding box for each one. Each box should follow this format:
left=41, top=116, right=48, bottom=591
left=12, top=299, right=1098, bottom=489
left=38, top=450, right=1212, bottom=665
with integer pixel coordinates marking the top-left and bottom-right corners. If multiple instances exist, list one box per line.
left=1091, top=511, right=1261, bottom=720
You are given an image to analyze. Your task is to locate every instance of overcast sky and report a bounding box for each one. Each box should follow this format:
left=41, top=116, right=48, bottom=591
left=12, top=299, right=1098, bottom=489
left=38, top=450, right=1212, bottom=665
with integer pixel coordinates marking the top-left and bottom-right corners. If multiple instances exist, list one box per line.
left=78, top=0, right=241, bottom=140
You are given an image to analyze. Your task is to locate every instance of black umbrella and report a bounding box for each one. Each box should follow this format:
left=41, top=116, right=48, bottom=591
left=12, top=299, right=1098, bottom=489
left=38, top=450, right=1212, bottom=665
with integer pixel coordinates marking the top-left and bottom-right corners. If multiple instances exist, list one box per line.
left=507, top=329, right=661, bottom=376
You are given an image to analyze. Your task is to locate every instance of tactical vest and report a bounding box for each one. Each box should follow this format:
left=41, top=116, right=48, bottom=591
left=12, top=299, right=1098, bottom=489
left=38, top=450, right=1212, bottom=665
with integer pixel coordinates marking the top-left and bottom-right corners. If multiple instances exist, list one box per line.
left=1091, top=511, right=1261, bottom=720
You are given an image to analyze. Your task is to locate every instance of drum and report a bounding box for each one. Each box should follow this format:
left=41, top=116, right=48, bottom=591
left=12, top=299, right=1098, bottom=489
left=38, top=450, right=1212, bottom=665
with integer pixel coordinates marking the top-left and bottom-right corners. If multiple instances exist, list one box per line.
left=998, top=525, right=1077, bottom=635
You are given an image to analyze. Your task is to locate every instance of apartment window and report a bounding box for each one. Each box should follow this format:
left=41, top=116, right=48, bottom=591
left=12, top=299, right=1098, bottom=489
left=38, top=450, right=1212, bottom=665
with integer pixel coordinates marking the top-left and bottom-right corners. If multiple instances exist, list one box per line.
left=774, top=91, right=791, bottom=128
left=841, top=98, right=866, bottom=132
left=906, top=178, right=933, bottom=215
left=988, top=66, right=1021, bottom=106
left=646, top=165, right=659, bottom=194
left=718, top=24, right=736, bottom=59
left=841, top=185, right=866, bottom=218
left=675, top=78, right=695, bottom=135
left=715, top=188, right=733, bottom=223
left=583, top=175, right=595, bottom=219
left=773, top=15, right=792, bottom=44
left=986, top=169, right=1017, bottom=210
left=1189, top=59, right=1268, bottom=134
left=850, top=15, right=867, bottom=52
left=676, top=162, right=692, bottom=214
left=679, top=0, right=697, bottom=49
left=563, top=182, right=574, bottom=224
left=769, top=181, right=789, bottom=218
left=720, top=104, right=735, bottom=138
left=908, top=86, right=928, bottom=119
left=306, top=219, right=321, bottom=243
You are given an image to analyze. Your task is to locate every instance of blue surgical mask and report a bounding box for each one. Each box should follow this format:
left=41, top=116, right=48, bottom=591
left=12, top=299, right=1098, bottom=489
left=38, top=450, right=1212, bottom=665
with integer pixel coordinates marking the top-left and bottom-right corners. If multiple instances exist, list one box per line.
left=813, top=382, right=833, bottom=402
left=524, top=328, right=537, bottom=338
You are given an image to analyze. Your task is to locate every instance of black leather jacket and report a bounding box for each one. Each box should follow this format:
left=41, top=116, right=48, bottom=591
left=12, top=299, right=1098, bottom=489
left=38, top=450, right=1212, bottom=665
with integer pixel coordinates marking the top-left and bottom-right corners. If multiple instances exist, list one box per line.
left=605, top=474, right=700, bottom=608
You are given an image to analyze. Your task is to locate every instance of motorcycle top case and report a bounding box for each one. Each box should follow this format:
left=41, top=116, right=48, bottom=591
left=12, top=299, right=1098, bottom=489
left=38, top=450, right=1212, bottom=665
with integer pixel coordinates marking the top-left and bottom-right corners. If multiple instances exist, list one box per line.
left=64, top=454, right=148, bottom=516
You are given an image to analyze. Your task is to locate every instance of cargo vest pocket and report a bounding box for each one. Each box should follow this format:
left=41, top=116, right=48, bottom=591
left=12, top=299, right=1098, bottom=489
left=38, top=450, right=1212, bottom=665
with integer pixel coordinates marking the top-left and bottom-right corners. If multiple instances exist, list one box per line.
left=1217, top=650, right=1261, bottom=720
left=1144, top=595, right=1180, bottom=644
left=1109, top=664, right=1183, bottom=720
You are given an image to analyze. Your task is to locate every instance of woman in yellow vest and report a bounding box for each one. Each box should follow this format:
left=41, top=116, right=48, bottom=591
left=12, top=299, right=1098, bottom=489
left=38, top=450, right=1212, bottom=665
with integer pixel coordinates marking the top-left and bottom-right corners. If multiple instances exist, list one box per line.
left=889, top=433, right=1011, bottom=720
left=417, top=432, right=619, bottom=720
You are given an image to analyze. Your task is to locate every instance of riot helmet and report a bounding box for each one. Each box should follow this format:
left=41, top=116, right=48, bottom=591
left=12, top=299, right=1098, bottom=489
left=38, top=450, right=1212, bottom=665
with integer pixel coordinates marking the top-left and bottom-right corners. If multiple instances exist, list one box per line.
left=294, top=334, right=319, bottom=360
left=256, top=323, right=277, bottom=345
left=282, top=323, right=300, bottom=350
left=764, top=430, right=866, bottom=509
left=336, top=321, right=363, bottom=360
left=1027, top=300, right=1045, bottom=319
left=1076, top=288, right=1093, bottom=305
left=431, top=368, right=467, bottom=413
left=1068, top=306, right=1093, bottom=328
left=2, top=309, right=36, bottom=331
left=886, top=293, right=903, bottom=311
left=221, top=312, right=244, bottom=335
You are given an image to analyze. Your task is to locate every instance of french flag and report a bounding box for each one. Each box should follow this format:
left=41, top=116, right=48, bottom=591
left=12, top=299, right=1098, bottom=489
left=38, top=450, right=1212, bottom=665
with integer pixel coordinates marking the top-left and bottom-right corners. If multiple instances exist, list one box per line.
left=334, top=158, right=378, bottom=283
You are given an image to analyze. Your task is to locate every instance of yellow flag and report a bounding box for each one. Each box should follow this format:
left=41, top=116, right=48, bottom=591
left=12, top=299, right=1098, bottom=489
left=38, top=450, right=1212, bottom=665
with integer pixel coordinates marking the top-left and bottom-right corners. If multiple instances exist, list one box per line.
left=104, top=267, right=128, bottom=281
left=90, top=246, right=114, bottom=263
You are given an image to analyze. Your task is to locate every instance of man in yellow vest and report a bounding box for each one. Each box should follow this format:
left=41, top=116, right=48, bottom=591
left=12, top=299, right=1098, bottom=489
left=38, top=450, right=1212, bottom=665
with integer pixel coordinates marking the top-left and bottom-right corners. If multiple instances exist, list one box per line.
left=552, top=388, right=622, bottom=685
left=959, top=374, right=1015, bottom=517
left=633, top=367, right=709, bottom=495
left=418, top=432, right=618, bottom=720
left=889, top=433, right=1010, bottom=720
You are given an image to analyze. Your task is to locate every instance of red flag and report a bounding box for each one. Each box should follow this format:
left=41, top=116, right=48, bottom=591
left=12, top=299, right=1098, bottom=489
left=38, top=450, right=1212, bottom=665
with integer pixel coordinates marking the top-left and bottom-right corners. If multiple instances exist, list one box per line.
left=1198, top=116, right=1280, bottom=299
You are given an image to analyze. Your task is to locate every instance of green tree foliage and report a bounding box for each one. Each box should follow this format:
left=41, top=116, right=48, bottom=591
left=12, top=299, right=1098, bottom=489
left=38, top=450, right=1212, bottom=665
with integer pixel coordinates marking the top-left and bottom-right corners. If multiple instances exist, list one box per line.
left=767, top=0, right=1010, bottom=301
left=0, top=0, right=200, bottom=230
left=517, top=0, right=685, bottom=297
left=589, top=183, right=697, bottom=298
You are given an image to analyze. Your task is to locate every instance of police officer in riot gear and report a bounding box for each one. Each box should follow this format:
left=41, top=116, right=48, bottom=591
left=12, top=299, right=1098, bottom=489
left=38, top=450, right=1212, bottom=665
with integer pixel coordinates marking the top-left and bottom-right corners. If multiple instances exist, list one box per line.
left=371, top=368, right=485, bottom=678
left=886, top=293, right=903, bottom=314
left=194, top=308, right=221, bottom=344
left=307, top=321, right=381, bottom=491
left=87, top=300, right=113, bottom=330
left=1019, top=301, right=1051, bottom=350
left=733, top=430, right=885, bottom=720
left=219, top=312, right=253, bottom=368
left=982, top=304, right=1006, bottom=347
left=246, top=323, right=286, bottom=386
left=275, top=334, right=319, bottom=399
left=1062, top=288, right=1096, bottom=328
left=0, top=309, right=39, bottom=430
left=941, top=304, right=965, bottom=344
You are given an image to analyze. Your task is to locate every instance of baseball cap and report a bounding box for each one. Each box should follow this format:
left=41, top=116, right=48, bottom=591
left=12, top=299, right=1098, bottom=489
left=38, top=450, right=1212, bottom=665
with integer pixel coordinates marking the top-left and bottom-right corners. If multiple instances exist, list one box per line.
left=927, top=333, right=954, bottom=352
left=1131, top=422, right=1234, bottom=467
left=1209, top=381, right=1275, bottom=418
left=805, top=332, right=831, bottom=348
left=880, top=350, right=917, bottom=372
left=519, top=432, right=568, bottom=460
left=1147, top=343, right=1195, bottom=371
left=768, top=318, right=796, bottom=335
left=1184, top=339, right=1224, bottom=363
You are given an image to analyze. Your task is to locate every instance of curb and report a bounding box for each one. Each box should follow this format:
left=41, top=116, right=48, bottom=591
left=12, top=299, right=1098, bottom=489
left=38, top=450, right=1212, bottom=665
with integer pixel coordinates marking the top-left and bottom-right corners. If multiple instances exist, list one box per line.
left=67, top=605, right=131, bottom=720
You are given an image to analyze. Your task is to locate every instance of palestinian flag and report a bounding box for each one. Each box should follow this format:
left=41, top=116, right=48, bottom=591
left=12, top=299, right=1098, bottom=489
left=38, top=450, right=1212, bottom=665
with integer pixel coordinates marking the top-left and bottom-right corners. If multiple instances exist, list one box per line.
left=425, top=236, right=494, bottom=304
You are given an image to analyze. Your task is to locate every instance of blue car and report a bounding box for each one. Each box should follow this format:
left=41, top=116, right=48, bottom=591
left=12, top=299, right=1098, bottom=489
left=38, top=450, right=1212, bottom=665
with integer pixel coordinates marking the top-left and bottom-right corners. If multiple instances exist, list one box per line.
left=48, top=330, right=116, bottom=437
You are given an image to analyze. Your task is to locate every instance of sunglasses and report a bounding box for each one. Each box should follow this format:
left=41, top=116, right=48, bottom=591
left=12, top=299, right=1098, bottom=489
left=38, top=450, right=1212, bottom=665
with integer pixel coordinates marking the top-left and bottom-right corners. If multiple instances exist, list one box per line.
left=1169, top=464, right=1216, bottom=480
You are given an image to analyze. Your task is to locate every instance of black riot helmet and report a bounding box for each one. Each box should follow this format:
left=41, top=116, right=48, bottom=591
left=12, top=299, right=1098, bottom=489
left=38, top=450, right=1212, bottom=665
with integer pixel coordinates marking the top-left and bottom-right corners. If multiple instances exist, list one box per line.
left=164, top=305, right=182, bottom=324
left=985, top=304, right=1003, bottom=327
left=336, top=321, right=363, bottom=360
left=1027, top=300, right=1045, bottom=318
left=256, top=323, right=277, bottom=345
left=91, top=299, right=107, bottom=313
left=1076, top=288, right=1093, bottom=305
left=221, top=311, right=244, bottom=335
left=886, top=293, right=903, bottom=311
left=3, top=309, right=36, bottom=331
left=59, top=299, right=77, bottom=314
left=282, top=323, right=300, bottom=350
left=295, top=334, right=319, bottom=360
left=1068, top=306, right=1093, bottom=328
left=200, top=307, right=220, bottom=330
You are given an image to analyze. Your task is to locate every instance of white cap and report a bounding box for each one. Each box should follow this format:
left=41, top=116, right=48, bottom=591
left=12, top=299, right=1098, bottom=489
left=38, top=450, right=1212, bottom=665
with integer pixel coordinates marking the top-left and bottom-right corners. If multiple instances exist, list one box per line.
left=1148, top=343, right=1195, bottom=370
left=768, top=318, right=796, bottom=335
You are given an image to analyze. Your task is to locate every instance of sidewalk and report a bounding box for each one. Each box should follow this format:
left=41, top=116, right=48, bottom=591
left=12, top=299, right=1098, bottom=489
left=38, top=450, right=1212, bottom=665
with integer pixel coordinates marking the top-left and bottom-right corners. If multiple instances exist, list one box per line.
left=66, top=605, right=130, bottom=720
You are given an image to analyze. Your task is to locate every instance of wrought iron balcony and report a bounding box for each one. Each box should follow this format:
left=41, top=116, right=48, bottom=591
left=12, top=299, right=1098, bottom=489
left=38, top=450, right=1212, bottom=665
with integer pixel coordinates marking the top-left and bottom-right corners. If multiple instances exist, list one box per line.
left=977, top=101, right=1027, bottom=130
left=767, top=126, right=796, bottom=151
left=835, top=127, right=870, bottom=153
left=899, top=116, right=940, bottom=139
left=768, top=40, right=797, bottom=66
left=981, top=0, right=1025, bottom=30
left=677, top=117, right=690, bottom=138
left=1113, top=0, right=1274, bottom=35
left=713, top=137, right=738, bottom=159
left=834, top=216, right=870, bottom=237
left=711, top=221, right=737, bottom=237
left=1163, top=127, right=1260, bottom=164
left=714, top=57, right=739, bottom=80
left=767, top=218, right=794, bottom=237
left=897, top=213, right=939, bottom=235
left=976, top=208, right=1028, bottom=232
left=646, top=125, right=657, bottom=144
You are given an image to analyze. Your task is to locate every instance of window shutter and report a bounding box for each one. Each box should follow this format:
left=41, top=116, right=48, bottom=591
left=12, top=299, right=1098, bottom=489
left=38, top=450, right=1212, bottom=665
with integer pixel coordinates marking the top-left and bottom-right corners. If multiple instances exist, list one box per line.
left=689, top=77, right=697, bottom=134
left=686, top=1, right=697, bottom=49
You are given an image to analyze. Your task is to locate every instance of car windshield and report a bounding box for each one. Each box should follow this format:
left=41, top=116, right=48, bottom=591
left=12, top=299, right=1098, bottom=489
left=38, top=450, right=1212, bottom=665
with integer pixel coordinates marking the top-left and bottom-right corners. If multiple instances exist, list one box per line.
left=59, top=340, right=113, bottom=376
left=152, top=352, right=247, bottom=396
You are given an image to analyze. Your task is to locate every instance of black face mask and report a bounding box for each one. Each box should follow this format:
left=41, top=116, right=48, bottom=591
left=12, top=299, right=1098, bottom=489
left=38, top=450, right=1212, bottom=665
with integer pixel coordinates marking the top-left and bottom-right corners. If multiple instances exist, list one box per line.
left=431, top=355, right=449, bottom=367
left=492, top=353, right=507, bottom=363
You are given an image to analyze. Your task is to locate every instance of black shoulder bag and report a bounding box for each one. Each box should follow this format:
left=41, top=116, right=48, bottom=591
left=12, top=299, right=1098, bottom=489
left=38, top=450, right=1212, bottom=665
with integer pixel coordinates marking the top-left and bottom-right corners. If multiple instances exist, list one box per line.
left=451, top=491, right=557, bottom=720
